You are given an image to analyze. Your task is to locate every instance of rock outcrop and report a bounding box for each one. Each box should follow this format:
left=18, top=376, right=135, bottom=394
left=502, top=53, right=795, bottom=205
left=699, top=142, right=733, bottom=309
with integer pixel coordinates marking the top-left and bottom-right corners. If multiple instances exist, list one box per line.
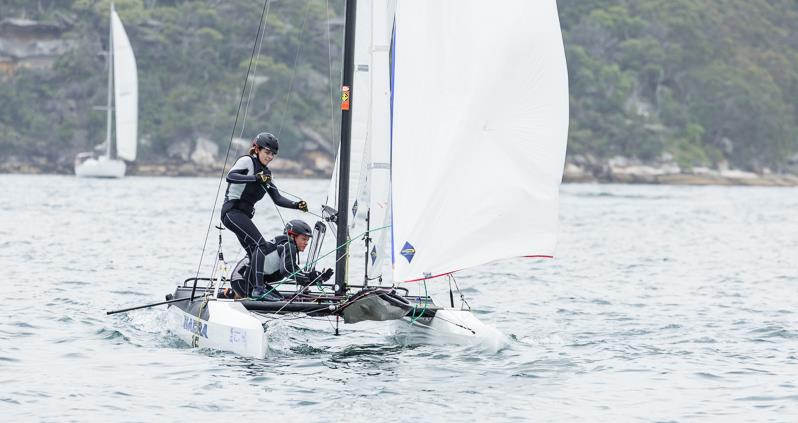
left=0, top=18, right=76, bottom=76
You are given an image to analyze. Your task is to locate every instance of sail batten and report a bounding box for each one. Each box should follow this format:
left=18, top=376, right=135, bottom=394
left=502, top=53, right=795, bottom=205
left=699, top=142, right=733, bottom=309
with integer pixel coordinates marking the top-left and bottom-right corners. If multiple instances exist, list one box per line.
left=389, top=0, right=569, bottom=282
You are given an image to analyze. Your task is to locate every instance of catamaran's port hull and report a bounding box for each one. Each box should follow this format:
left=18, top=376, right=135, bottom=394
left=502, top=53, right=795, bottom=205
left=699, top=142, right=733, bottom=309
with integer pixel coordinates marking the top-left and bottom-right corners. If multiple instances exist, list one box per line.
left=166, top=299, right=268, bottom=358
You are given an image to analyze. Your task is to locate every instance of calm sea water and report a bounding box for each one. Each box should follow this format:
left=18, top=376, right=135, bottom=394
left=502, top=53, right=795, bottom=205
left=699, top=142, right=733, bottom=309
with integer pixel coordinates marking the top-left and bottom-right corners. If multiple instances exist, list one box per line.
left=1, top=174, right=796, bottom=422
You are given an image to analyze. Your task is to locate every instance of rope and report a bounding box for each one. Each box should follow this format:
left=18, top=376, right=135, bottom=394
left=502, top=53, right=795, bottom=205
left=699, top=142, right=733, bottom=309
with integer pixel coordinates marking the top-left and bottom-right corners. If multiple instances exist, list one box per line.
left=407, top=281, right=429, bottom=325
left=249, top=224, right=392, bottom=301
left=276, top=0, right=315, bottom=138
left=238, top=1, right=272, bottom=139
left=450, top=274, right=471, bottom=311
left=324, top=0, right=339, bottom=204
left=192, top=0, right=272, bottom=286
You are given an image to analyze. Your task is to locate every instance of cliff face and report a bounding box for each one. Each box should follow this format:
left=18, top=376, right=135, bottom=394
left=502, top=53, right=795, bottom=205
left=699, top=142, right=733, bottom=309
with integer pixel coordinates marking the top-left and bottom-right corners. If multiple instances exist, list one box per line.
left=0, top=18, right=76, bottom=76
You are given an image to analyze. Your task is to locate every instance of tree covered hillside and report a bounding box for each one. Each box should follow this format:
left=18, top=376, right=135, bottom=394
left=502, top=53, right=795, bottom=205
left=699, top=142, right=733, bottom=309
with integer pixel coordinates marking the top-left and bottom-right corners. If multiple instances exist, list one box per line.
left=560, top=0, right=798, bottom=171
left=0, top=0, right=344, bottom=168
left=1, top=0, right=797, bottom=173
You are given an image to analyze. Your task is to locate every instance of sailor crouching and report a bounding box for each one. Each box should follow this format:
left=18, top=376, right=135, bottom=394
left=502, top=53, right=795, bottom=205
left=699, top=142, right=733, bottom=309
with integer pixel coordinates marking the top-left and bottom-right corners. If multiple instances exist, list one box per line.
left=259, top=220, right=333, bottom=298
left=229, top=219, right=333, bottom=300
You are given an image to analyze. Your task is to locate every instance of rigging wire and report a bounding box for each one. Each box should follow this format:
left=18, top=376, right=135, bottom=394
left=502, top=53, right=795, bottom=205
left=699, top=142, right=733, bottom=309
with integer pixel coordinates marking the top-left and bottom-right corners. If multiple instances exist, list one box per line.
left=450, top=274, right=471, bottom=311
left=324, top=0, right=345, bottom=207
left=276, top=0, right=315, bottom=139
left=192, top=0, right=272, bottom=287
left=238, top=1, right=272, bottom=140
left=250, top=224, right=391, bottom=301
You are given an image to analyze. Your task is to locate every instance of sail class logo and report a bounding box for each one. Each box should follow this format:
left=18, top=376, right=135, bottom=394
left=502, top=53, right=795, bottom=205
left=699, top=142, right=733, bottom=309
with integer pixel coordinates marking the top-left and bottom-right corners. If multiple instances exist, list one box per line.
left=400, top=241, right=416, bottom=263
left=370, top=246, right=378, bottom=265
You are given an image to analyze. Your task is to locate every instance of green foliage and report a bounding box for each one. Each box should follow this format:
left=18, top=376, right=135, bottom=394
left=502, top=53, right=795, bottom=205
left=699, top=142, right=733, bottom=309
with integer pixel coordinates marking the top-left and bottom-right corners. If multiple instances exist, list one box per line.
left=0, top=0, right=344, bottom=165
left=561, top=0, right=798, bottom=170
left=1, top=0, right=797, bottom=171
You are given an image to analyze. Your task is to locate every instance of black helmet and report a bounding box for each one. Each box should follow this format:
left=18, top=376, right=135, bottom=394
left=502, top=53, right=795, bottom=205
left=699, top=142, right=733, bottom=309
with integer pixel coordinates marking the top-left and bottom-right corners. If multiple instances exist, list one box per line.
left=285, top=219, right=312, bottom=237
left=253, top=132, right=278, bottom=153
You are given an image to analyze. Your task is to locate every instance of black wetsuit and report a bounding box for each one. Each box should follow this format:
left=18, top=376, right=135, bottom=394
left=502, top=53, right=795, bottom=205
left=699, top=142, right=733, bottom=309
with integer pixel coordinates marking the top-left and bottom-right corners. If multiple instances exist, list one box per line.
left=229, top=235, right=318, bottom=297
left=262, top=235, right=315, bottom=285
left=221, top=155, right=300, bottom=293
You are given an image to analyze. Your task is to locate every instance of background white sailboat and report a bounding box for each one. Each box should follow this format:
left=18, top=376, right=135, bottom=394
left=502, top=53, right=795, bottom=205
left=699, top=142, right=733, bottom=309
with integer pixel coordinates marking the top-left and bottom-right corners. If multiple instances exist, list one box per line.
left=75, top=4, right=138, bottom=178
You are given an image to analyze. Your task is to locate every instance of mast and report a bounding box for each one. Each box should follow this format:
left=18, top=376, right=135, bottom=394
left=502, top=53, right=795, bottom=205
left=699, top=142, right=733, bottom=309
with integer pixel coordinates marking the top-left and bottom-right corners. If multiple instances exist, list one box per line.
left=105, top=4, right=114, bottom=159
left=335, top=0, right=357, bottom=297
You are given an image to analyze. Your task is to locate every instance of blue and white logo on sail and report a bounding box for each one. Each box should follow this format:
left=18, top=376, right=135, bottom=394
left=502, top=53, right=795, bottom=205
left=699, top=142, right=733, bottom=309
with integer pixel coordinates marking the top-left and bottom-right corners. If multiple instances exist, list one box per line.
left=400, top=241, right=416, bottom=263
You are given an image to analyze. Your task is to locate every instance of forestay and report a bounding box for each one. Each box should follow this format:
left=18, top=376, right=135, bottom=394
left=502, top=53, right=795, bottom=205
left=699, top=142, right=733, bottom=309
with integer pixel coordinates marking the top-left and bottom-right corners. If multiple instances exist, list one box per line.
left=390, top=0, right=569, bottom=282
left=111, top=9, right=138, bottom=162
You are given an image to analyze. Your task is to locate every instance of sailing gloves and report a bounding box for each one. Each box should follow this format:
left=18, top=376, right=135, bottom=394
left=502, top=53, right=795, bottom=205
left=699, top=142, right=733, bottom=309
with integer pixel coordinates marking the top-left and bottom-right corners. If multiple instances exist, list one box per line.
left=255, top=171, right=271, bottom=184
left=320, top=268, right=334, bottom=282
left=296, top=200, right=308, bottom=212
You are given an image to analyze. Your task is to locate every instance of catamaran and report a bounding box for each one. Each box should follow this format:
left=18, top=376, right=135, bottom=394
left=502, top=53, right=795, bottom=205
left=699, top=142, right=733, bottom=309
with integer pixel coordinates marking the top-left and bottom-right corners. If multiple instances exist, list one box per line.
left=127, top=0, right=568, bottom=358
left=75, top=4, right=138, bottom=178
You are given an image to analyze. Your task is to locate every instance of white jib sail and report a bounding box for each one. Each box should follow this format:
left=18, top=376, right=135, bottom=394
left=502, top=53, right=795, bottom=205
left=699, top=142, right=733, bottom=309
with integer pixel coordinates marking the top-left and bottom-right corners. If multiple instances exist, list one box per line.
left=390, top=0, right=570, bottom=282
left=111, top=8, right=138, bottom=162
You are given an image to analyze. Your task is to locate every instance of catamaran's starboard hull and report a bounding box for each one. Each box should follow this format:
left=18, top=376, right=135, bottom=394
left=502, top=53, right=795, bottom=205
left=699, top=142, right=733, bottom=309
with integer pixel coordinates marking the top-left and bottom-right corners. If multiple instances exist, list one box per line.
left=75, top=156, right=126, bottom=178
left=395, top=309, right=507, bottom=350
left=166, top=299, right=268, bottom=359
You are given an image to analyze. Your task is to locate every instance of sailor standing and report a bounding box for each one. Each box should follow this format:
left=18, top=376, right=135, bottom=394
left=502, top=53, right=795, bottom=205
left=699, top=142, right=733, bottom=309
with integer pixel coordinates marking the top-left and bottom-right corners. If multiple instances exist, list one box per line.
left=221, top=132, right=308, bottom=298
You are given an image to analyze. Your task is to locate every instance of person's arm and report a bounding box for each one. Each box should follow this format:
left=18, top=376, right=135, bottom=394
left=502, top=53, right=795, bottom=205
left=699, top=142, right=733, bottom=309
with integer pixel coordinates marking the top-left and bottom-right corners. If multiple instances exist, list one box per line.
left=278, top=242, right=315, bottom=285
left=265, top=182, right=305, bottom=209
left=225, top=156, right=257, bottom=183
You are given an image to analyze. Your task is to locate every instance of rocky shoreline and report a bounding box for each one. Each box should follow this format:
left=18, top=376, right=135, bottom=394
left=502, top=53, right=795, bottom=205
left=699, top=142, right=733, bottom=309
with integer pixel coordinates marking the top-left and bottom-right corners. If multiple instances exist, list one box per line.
left=2, top=156, right=797, bottom=186
left=563, top=155, right=798, bottom=186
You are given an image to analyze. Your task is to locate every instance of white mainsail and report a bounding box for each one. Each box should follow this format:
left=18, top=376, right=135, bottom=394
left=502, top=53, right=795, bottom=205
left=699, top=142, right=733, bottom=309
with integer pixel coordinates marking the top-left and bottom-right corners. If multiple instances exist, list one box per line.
left=111, top=8, right=138, bottom=162
left=389, top=0, right=569, bottom=282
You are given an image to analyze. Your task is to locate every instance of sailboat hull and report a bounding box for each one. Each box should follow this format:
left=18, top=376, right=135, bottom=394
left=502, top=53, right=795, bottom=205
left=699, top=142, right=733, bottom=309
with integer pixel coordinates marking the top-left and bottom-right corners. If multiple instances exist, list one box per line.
left=163, top=281, right=503, bottom=356
left=166, top=299, right=268, bottom=359
left=74, top=155, right=126, bottom=178
left=394, top=309, right=507, bottom=350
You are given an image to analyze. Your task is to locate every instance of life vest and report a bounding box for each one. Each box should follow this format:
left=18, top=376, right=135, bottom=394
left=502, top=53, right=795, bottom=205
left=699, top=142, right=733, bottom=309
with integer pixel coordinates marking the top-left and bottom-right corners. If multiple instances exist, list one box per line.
left=262, top=235, right=300, bottom=282
left=223, top=155, right=272, bottom=215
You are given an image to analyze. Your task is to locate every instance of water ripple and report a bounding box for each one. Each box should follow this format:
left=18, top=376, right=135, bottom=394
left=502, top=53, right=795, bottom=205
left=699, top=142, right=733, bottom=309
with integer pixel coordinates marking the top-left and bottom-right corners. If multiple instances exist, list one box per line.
left=2, top=177, right=797, bottom=422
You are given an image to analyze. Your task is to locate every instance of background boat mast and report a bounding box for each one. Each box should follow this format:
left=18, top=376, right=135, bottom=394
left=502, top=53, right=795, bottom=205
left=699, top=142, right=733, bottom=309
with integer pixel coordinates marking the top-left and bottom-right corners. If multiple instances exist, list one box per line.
left=105, top=3, right=115, bottom=159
